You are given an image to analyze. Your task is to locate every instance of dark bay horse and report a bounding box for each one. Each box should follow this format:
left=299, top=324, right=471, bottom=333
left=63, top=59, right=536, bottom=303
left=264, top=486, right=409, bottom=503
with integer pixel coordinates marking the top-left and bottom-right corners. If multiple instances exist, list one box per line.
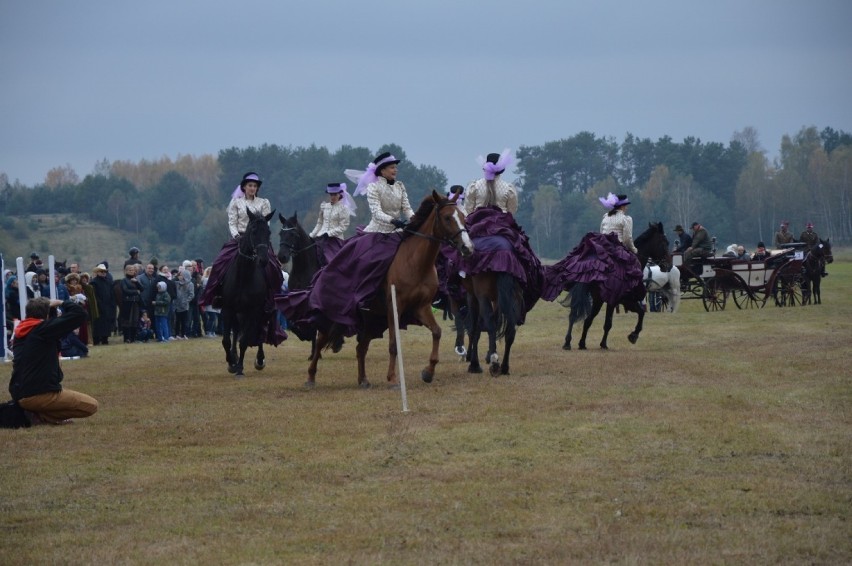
left=277, top=212, right=319, bottom=290
left=308, top=191, right=474, bottom=388
left=463, top=271, right=525, bottom=376
left=802, top=238, right=833, bottom=305
left=563, top=222, right=670, bottom=350
left=221, top=208, right=275, bottom=376
left=277, top=212, right=343, bottom=357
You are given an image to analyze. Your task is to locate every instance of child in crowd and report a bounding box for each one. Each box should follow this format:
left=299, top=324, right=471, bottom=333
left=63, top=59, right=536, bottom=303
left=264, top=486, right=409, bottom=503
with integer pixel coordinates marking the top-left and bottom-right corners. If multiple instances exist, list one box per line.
left=154, top=281, right=172, bottom=342
left=60, top=329, right=89, bottom=358
left=138, top=310, right=154, bottom=343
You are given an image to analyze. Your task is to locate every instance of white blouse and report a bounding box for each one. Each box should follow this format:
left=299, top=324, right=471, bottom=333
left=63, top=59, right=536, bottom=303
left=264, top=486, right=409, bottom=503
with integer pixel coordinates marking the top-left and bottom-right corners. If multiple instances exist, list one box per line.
left=310, top=201, right=350, bottom=239
left=600, top=210, right=637, bottom=253
left=363, top=178, right=414, bottom=233
left=464, top=177, right=519, bottom=215
left=227, top=196, right=272, bottom=238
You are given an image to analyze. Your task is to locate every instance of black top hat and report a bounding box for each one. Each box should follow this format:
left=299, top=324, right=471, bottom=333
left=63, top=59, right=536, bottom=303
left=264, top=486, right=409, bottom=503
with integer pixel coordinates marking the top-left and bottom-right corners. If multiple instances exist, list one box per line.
left=240, top=172, right=263, bottom=190
left=673, top=225, right=684, bottom=232
left=450, top=185, right=464, bottom=194
left=373, top=152, right=400, bottom=174
left=30, top=252, right=39, bottom=259
left=129, top=247, right=140, bottom=255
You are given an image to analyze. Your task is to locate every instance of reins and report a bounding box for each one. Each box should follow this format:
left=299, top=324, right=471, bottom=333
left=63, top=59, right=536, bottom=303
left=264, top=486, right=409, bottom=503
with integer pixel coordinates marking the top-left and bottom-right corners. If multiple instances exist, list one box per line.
left=279, top=226, right=318, bottom=256
left=404, top=201, right=469, bottom=250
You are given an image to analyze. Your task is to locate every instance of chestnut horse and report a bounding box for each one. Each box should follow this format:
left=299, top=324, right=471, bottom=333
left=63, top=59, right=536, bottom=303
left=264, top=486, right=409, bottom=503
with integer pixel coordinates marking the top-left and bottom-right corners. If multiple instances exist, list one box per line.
left=307, top=191, right=474, bottom=388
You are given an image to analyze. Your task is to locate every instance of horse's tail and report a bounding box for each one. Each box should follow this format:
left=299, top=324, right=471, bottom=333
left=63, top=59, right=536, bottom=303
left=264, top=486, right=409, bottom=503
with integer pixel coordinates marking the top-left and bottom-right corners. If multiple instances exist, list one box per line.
left=569, top=281, right=593, bottom=324
left=495, top=272, right=520, bottom=339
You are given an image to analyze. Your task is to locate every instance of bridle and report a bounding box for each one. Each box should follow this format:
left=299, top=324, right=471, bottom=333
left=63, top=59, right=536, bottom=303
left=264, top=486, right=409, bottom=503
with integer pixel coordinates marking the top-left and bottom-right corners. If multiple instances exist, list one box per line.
left=278, top=225, right=317, bottom=258
left=238, top=220, right=269, bottom=262
left=405, top=201, right=469, bottom=252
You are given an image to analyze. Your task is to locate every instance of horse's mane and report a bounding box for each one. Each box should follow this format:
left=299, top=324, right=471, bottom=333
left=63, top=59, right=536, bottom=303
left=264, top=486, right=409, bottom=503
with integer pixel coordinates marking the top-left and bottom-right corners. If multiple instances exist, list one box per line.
left=405, top=193, right=449, bottom=235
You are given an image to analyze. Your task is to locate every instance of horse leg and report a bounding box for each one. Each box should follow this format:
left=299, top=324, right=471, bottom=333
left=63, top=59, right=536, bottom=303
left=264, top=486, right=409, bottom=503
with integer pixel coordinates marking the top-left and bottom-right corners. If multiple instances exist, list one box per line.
left=813, top=277, right=821, bottom=305
left=479, top=296, right=500, bottom=377
left=413, top=303, right=441, bottom=384
left=578, top=299, right=604, bottom=350
left=500, top=321, right=515, bottom=375
left=627, top=302, right=645, bottom=344
left=466, top=296, right=483, bottom=374
left=451, top=297, right=467, bottom=358
left=222, top=319, right=235, bottom=371
left=306, top=330, right=331, bottom=388
left=255, top=343, right=265, bottom=370
left=234, top=324, right=248, bottom=377
left=356, top=334, right=372, bottom=389
left=563, top=320, right=575, bottom=350
left=385, top=312, right=399, bottom=386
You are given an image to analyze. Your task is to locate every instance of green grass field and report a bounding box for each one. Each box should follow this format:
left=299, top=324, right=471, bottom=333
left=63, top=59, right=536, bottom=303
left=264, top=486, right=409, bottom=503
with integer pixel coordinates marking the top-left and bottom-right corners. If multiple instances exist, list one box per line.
left=2, top=258, right=850, bottom=564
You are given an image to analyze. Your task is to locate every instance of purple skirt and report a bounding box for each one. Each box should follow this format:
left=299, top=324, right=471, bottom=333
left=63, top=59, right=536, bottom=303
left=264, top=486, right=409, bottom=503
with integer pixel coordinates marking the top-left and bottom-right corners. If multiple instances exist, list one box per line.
left=276, top=230, right=405, bottom=338
left=200, top=238, right=286, bottom=346
left=542, top=232, right=643, bottom=304
left=443, top=207, right=543, bottom=317
left=317, top=236, right=345, bottom=266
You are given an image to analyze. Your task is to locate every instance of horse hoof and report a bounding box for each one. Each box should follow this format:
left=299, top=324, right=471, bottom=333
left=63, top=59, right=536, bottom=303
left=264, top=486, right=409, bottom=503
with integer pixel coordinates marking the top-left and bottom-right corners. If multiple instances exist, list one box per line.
left=359, top=381, right=372, bottom=389
left=227, top=365, right=238, bottom=374
left=562, top=343, right=571, bottom=351
left=468, top=365, right=482, bottom=374
left=454, top=345, right=466, bottom=357
left=578, top=345, right=587, bottom=351
left=421, top=370, right=433, bottom=383
left=628, top=334, right=639, bottom=344
left=255, top=361, right=265, bottom=371
left=235, top=372, right=245, bottom=379
left=303, top=381, right=316, bottom=389
left=489, top=363, right=500, bottom=377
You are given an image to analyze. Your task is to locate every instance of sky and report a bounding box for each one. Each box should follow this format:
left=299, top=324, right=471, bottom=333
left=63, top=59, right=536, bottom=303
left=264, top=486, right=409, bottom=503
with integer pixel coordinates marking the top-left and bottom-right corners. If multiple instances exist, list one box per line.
left=1, top=0, right=850, bottom=189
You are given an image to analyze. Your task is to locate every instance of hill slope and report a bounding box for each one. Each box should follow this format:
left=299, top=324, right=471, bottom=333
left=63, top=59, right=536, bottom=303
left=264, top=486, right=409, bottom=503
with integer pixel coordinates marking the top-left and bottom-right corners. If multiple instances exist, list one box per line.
left=0, top=214, right=166, bottom=273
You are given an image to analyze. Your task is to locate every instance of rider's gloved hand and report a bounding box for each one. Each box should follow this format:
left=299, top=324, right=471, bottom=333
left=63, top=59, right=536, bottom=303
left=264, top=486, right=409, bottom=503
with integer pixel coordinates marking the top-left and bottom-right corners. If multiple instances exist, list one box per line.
left=391, top=218, right=408, bottom=229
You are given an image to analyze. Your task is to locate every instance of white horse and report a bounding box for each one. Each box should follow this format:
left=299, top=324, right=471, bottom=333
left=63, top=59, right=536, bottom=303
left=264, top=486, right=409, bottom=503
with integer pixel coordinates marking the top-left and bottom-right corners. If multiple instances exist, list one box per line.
left=644, top=264, right=681, bottom=313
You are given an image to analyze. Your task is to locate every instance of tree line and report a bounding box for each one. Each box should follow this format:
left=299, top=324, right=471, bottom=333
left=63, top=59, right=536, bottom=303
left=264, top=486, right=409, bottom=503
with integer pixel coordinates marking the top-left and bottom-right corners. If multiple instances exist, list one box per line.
left=1, top=126, right=849, bottom=263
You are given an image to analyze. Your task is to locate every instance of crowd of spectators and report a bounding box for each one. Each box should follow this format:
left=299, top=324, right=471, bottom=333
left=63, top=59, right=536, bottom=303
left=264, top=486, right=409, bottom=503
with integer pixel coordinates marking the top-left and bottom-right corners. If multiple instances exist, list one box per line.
left=4, top=248, right=224, bottom=351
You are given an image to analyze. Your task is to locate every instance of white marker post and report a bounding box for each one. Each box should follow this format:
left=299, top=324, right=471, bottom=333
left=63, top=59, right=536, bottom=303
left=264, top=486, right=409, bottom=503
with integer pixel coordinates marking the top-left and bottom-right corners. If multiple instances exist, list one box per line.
left=390, top=284, right=409, bottom=413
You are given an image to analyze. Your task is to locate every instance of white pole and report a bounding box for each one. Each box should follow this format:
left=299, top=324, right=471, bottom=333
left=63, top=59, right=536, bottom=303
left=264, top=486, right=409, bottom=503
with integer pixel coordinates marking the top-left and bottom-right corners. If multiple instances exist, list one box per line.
left=16, top=257, right=26, bottom=325
left=390, top=284, right=409, bottom=413
left=48, top=254, right=57, bottom=300
left=1, top=254, right=7, bottom=361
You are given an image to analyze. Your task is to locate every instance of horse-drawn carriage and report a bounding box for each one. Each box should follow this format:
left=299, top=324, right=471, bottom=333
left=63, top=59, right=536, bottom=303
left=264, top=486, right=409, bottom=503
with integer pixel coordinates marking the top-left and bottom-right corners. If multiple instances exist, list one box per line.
left=672, top=243, right=807, bottom=311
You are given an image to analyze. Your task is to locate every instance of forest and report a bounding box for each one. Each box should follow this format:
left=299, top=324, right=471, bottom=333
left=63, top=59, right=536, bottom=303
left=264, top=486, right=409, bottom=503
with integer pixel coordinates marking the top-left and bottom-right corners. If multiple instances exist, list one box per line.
left=1, top=126, right=850, bottom=263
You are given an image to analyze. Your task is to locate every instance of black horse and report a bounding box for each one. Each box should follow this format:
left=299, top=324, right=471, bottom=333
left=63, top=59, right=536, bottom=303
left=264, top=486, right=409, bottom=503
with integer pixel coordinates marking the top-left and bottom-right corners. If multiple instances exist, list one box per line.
left=563, top=222, right=670, bottom=350
left=276, top=212, right=342, bottom=356
left=277, top=212, right=320, bottom=290
left=220, top=208, right=275, bottom=377
left=802, top=238, right=833, bottom=305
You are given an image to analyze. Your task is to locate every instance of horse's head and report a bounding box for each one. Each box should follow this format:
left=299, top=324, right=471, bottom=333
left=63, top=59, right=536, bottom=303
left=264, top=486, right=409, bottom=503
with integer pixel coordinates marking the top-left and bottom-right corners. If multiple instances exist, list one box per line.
left=242, top=209, right=274, bottom=267
left=634, top=222, right=670, bottom=268
left=419, top=190, right=474, bottom=257
left=819, top=238, right=833, bottom=264
left=277, top=211, right=309, bottom=265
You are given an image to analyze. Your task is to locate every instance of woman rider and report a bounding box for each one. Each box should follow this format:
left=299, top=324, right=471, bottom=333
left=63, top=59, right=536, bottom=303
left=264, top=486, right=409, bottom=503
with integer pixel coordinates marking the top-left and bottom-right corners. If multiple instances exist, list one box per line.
left=200, top=171, right=284, bottom=344
left=283, top=151, right=414, bottom=337
left=599, top=193, right=638, bottom=254
left=309, top=182, right=356, bottom=265
left=456, top=150, right=542, bottom=314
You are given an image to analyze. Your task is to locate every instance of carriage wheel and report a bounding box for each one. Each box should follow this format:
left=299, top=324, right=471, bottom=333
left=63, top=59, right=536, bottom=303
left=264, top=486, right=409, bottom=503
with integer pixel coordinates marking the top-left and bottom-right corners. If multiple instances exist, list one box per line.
left=733, top=288, right=766, bottom=309
left=702, top=278, right=727, bottom=311
left=773, top=274, right=804, bottom=307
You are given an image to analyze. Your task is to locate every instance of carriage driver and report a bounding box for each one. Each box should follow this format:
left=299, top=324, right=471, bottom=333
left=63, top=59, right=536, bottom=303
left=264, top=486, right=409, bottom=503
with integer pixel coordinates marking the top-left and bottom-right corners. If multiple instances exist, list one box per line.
left=682, top=222, right=713, bottom=268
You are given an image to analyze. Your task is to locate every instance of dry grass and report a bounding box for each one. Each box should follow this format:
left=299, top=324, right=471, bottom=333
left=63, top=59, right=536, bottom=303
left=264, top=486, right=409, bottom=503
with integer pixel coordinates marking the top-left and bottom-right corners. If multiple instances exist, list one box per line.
left=2, top=258, right=851, bottom=565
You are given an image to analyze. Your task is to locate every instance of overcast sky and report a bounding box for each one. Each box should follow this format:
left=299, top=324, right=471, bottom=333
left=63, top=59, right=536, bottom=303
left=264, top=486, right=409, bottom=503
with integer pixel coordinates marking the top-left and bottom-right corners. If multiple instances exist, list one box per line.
left=1, top=0, right=850, bottom=189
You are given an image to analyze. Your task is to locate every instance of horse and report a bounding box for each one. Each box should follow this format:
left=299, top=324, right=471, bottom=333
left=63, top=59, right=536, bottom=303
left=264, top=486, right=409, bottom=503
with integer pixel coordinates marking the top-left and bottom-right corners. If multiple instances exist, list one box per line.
left=636, top=222, right=681, bottom=313
left=277, top=212, right=343, bottom=357
left=277, top=212, right=319, bottom=290
left=307, top=190, right=474, bottom=388
left=463, top=271, right=524, bottom=376
left=802, top=238, right=833, bottom=305
left=563, top=222, right=671, bottom=350
left=220, top=208, right=276, bottom=377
